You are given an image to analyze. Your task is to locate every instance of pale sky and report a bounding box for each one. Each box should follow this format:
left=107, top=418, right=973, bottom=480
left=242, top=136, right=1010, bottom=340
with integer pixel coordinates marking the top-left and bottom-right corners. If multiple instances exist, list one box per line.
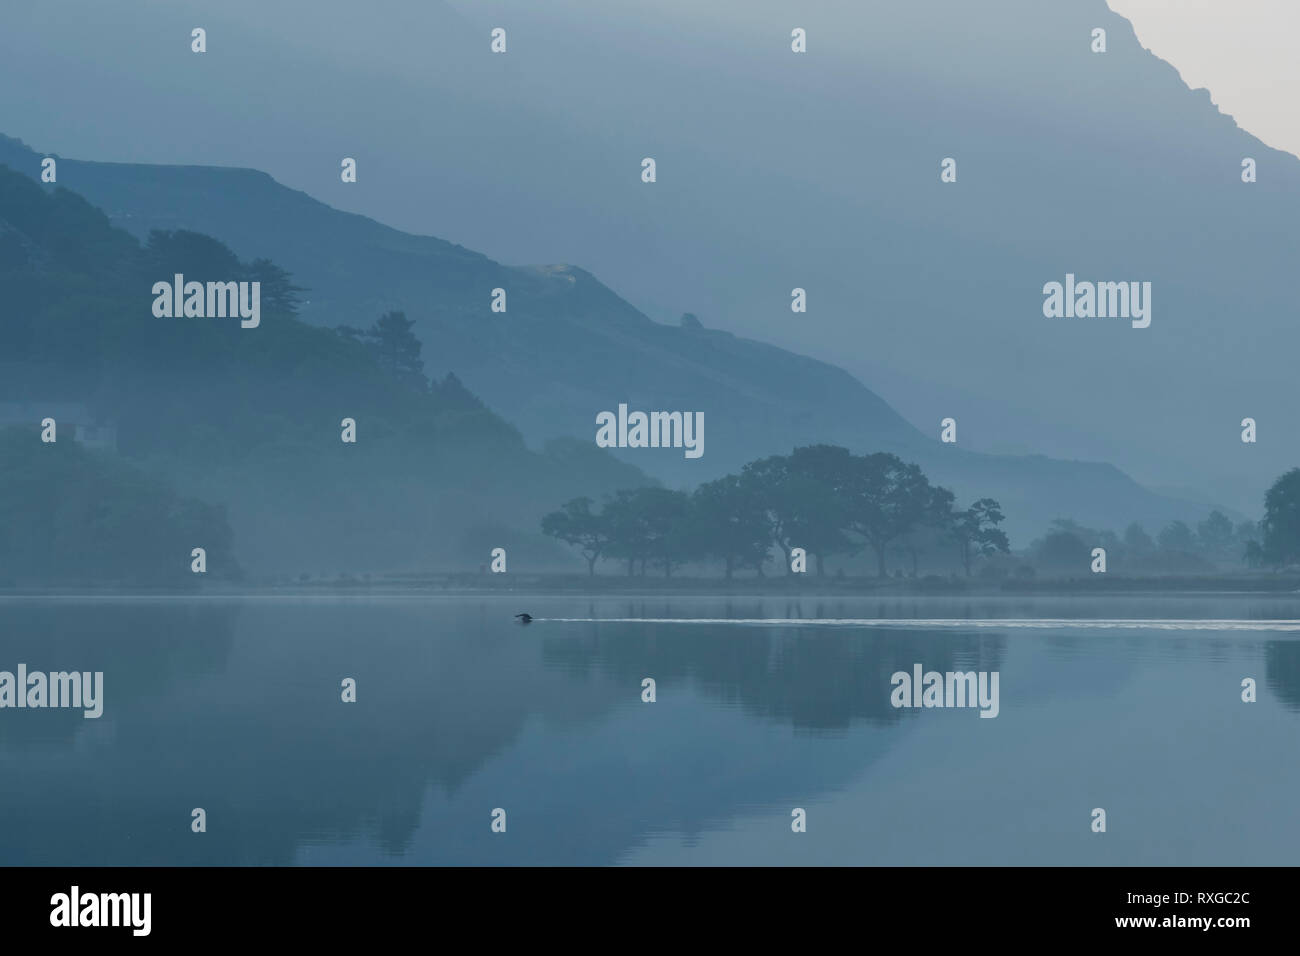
left=1106, top=0, right=1300, bottom=158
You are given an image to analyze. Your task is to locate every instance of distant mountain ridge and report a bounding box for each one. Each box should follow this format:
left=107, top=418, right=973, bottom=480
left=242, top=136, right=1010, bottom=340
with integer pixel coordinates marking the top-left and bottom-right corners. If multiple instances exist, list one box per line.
left=0, top=133, right=1226, bottom=543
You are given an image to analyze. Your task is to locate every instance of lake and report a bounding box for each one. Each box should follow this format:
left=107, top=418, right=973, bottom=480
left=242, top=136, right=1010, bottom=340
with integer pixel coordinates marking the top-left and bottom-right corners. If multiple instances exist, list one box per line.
left=1, top=592, right=1297, bottom=865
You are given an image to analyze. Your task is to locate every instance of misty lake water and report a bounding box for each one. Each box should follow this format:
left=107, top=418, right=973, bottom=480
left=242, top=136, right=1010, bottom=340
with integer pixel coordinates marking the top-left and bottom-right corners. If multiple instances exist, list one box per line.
left=2, top=593, right=1298, bottom=866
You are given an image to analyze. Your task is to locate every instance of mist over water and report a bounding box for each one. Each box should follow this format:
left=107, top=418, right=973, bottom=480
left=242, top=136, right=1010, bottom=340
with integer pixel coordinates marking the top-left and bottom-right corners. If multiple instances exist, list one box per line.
left=3, top=593, right=1297, bottom=866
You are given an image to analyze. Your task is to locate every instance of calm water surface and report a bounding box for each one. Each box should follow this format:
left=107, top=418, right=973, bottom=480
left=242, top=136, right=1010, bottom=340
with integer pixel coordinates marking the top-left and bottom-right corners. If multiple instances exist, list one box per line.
left=1, top=593, right=1297, bottom=865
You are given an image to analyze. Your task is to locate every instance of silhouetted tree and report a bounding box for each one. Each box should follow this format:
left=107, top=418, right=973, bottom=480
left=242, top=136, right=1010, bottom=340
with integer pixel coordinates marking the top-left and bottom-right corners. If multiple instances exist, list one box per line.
left=541, top=497, right=612, bottom=576
left=602, top=489, right=650, bottom=576
left=742, top=448, right=856, bottom=575
left=952, top=497, right=1010, bottom=576
left=740, top=455, right=802, bottom=575
left=888, top=485, right=955, bottom=577
left=367, top=311, right=425, bottom=388
left=543, top=444, right=1013, bottom=580
left=245, top=257, right=306, bottom=315
left=602, top=488, right=694, bottom=577
left=1198, top=510, right=1233, bottom=554
left=843, top=452, right=933, bottom=577
left=1034, top=529, right=1090, bottom=572
left=337, top=311, right=426, bottom=390
left=640, top=488, right=695, bottom=578
left=785, top=445, right=858, bottom=574
left=1263, top=468, right=1300, bottom=565
left=690, top=475, right=771, bottom=578
left=1158, top=520, right=1196, bottom=553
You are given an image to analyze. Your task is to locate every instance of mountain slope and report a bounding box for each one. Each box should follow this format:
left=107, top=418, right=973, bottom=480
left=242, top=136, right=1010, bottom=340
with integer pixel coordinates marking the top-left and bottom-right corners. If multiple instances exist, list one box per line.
left=1, top=0, right=1294, bottom=517
left=0, top=134, right=1221, bottom=543
left=0, top=162, right=651, bottom=577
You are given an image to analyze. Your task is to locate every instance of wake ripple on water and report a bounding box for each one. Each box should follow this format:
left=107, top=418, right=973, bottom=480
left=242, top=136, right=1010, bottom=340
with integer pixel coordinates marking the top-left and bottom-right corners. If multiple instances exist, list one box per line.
left=538, top=618, right=1300, bottom=631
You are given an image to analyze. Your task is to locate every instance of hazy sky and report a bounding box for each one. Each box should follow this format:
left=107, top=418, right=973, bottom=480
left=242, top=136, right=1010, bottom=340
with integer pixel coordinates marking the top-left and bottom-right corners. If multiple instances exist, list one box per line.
left=1107, top=0, right=1300, bottom=158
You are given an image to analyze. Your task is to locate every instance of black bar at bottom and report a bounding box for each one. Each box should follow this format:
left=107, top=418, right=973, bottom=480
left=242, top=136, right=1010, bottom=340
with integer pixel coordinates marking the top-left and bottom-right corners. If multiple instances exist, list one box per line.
left=0, top=866, right=1271, bottom=942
